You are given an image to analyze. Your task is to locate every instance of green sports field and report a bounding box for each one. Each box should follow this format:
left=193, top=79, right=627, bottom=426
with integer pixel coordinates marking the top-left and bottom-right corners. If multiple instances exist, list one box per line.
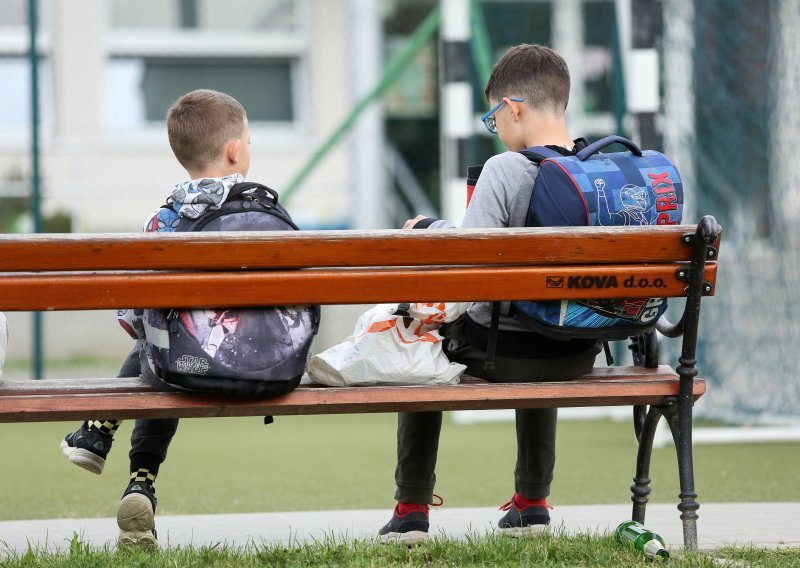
left=3, top=414, right=799, bottom=520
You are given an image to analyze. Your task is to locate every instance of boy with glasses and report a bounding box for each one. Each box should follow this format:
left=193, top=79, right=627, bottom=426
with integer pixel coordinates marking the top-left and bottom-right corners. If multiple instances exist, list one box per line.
left=381, top=44, right=601, bottom=544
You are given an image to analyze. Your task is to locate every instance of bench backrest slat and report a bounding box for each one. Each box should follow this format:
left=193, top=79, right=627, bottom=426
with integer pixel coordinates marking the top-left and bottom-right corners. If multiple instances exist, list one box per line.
left=0, top=263, right=717, bottom=311
left=0, top=225, right=720, bottom=271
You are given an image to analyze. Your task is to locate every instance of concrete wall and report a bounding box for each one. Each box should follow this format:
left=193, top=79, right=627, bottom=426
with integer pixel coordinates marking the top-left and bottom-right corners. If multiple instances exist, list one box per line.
left=0, top=0, right=383, bottom=377
left=0, top=0, right=355, bottom=232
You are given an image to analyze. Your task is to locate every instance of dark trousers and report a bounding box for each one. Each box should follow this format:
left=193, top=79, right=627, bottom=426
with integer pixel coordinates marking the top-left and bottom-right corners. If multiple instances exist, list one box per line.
left=117, top=342, right=180, bottom=465
left=394, top=323, right=600, bottom=504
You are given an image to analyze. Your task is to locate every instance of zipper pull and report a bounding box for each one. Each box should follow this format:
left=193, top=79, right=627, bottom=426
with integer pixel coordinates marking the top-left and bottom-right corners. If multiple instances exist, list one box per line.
left=252, top=196, right=274, bottom=210
left=167, top=309, right=180, bottom=332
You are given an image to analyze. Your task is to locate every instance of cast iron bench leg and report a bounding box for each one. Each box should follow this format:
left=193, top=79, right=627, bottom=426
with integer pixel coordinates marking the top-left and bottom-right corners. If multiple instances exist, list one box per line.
left=631, top=405, right=665, bottom=525
left=663, top=391, right=700, bottom=551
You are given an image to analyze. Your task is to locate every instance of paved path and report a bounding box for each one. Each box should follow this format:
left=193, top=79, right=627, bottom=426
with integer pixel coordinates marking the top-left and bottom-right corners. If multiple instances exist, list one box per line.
left=0, top=503, right=796, bottom=556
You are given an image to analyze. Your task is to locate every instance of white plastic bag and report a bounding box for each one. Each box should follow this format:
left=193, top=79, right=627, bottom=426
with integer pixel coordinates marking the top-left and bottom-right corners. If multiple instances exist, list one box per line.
left=0, top=312, right=7, bottom=377
left=308, top=302, right=470, bottom=387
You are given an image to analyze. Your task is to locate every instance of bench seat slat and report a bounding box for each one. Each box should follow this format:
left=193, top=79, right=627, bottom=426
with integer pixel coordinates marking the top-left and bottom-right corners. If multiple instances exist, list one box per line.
left=0, top=365, right=679, bottom=396
left=0, top=226, right=722, bottom=272
left=0, top=366, right=705, bottom=423
left=0, top=263, right=717, bottom=311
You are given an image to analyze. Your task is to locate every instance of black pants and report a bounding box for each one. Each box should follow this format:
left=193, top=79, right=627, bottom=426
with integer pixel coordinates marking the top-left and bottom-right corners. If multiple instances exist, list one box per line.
left=117, top=342, right=180, bottom=465
left=394, top=321, right=601, bottom=504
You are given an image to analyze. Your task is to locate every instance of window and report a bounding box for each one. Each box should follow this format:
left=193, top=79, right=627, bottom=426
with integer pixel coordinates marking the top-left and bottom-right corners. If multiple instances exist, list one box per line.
left=0, top=58, right=28, bottom=127
left=0, top=1, right=53, bottom=133
left=106, top=0, right=306, bottom=130
left=106, top=57, right=294, bottom=128
left=0, top=0, right=53, bottom=28
left=110, top=0, right=299, bottom=31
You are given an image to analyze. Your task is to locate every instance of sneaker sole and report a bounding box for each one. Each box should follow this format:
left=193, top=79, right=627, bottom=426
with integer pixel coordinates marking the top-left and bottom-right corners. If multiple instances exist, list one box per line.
left=380, top=530, right=429, bottom=545
left=496, top=524, right=549, bottom=538
left=118, top=492, right=155, bottom=529
left=60, top=439, right=104, bottom=475
left=117, top=493, right=158, bottom=550
left=118, top=530, right=159, bottom=550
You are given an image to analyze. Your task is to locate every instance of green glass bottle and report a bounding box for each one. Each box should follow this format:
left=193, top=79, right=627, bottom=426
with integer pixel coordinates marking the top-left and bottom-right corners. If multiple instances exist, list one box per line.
left=615, top=520, right=670, bottom=559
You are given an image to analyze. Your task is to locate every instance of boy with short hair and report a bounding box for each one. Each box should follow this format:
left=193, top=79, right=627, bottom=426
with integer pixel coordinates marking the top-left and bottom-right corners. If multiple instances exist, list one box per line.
left=61, top=89, right=253, bottom=549
left=379, top=44, right=601, bottom=544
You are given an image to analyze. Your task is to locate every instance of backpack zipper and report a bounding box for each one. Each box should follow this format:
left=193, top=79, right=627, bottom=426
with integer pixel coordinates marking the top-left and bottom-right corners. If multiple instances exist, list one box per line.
left=167, top=309, right=180, bottom=332
left=250, top=196, right=273, bottom=209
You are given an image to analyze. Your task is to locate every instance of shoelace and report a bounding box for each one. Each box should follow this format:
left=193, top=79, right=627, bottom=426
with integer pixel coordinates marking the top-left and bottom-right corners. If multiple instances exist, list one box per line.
left=395, top=493, right=445, bottom=516
left=499, top=496, right=552, bottom=511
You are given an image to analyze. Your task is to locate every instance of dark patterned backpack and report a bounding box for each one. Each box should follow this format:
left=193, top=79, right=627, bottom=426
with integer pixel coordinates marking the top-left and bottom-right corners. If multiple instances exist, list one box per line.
left=142, top=182, right=320, bottom=395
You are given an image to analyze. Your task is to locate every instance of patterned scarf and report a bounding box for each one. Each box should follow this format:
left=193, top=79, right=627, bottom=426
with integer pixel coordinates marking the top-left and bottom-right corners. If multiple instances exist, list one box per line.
left=145, top=173, right=244, bottom=232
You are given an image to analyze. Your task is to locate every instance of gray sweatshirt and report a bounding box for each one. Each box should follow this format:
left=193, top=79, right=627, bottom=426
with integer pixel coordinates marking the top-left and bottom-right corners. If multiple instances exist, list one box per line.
left=426, top=150, right=540, bottom=333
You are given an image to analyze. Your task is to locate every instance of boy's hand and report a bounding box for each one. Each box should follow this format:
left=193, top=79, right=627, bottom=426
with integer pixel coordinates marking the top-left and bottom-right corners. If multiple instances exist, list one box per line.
left=403, top=215, right=428, bottom=229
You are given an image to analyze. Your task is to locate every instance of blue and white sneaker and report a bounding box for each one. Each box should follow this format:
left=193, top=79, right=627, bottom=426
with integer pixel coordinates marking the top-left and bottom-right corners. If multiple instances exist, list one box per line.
left=497, top=494, right=550, bottom=537
left=379, top=506, right=430, bottom=545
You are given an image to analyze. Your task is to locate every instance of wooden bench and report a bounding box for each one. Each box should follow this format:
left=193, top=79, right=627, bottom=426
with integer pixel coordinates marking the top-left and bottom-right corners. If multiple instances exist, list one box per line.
left=0, top=216, right=721, bottom=550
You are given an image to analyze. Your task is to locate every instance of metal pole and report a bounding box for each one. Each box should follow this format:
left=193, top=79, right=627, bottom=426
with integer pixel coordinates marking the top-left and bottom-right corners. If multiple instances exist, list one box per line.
left=469, top=0, right=504, bottom=155
left=610, top=0, right=627, bottom=137
left=281, top=6, right=441, bottom=203
left=28, top=0, right=43, bottom=380
left=349, top=0, right=387, bottom=229
left=769, top=0, right=800, bottom=249
left=552, top=0, right=585, bottom=137
left=621, top=0, right=660, bottom=149
left=662, top=0, right=696, bottom=223
left=440, top=0, right=472, bottom=225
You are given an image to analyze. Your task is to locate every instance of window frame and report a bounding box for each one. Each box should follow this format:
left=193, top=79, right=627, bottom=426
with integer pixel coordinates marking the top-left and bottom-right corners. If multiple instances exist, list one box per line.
left=103, top=0, right=311, bottom=144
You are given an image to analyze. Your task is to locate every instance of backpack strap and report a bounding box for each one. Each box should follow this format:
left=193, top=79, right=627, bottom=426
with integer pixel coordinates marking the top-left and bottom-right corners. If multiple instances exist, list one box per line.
left=575, top=135, right=641, bottom=161
left=175, top=182, right=299, bottom=232
left=603, top=341, right=614, bottom=366
left=227, top=182, right=279, bottom=204
left=519, top=138, right=589, bottom=164
left=483, top=302, right=502, bottom=371
left=483, top=139, right=591, bottom=370
left=519, top=146, right=563, bottom=164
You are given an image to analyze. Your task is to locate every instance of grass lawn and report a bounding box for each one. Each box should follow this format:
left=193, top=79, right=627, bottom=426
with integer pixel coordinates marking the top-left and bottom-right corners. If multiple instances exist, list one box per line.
left=2, top=533, right=799, bottom=567
left=2, top=414, right=799, bottom=520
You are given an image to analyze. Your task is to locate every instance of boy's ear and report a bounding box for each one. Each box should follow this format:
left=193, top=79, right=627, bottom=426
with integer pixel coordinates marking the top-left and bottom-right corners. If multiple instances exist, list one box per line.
left=225, top=139, right=242, bottom=164
left=504, top=97, right=523, bottom=119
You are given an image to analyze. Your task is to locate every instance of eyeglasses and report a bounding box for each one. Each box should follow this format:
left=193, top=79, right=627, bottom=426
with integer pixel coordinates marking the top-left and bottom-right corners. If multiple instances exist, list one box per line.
left=481, top=97, right=524, bottom=133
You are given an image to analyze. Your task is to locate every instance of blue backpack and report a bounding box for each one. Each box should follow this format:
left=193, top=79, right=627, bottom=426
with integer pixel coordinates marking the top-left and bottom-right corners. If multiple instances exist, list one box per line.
left=511, top=135, right=684, bottom=341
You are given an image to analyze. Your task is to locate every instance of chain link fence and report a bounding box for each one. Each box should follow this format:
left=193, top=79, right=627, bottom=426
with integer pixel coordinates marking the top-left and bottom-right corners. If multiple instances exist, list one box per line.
left=664, top=0, right=800, bottom=423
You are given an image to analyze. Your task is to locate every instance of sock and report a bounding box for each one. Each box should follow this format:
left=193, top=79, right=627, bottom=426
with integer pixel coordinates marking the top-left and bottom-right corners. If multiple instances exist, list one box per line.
left=396, top=501, right=429, bottom=516
left=85, top=419, right=121, bottom=438
left=513, top=493, right=548, bottom=509
left=129, top=452, right=162, bottom=488
left=129, top=467, right=157, bottom=490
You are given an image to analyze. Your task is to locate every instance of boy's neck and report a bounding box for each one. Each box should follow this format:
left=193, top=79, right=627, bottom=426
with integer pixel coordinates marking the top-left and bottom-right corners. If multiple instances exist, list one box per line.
left=186, top=167, right=242, bottom=181
left=521, top=113, right=574, bottom=150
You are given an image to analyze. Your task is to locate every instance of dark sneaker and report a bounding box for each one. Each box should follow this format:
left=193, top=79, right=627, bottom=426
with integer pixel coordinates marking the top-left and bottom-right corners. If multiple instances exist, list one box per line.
left=379, top=507, right=429, bottom=545
left=60, top=423, right=113, bottom=475
left=117, top=482, right=158, bottom=550
left=496, top=495, right=550, bottom=537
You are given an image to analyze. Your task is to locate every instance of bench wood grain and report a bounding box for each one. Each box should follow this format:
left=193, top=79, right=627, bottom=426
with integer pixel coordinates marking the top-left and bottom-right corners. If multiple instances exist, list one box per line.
left=0, top=366, right=703, bottom=422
